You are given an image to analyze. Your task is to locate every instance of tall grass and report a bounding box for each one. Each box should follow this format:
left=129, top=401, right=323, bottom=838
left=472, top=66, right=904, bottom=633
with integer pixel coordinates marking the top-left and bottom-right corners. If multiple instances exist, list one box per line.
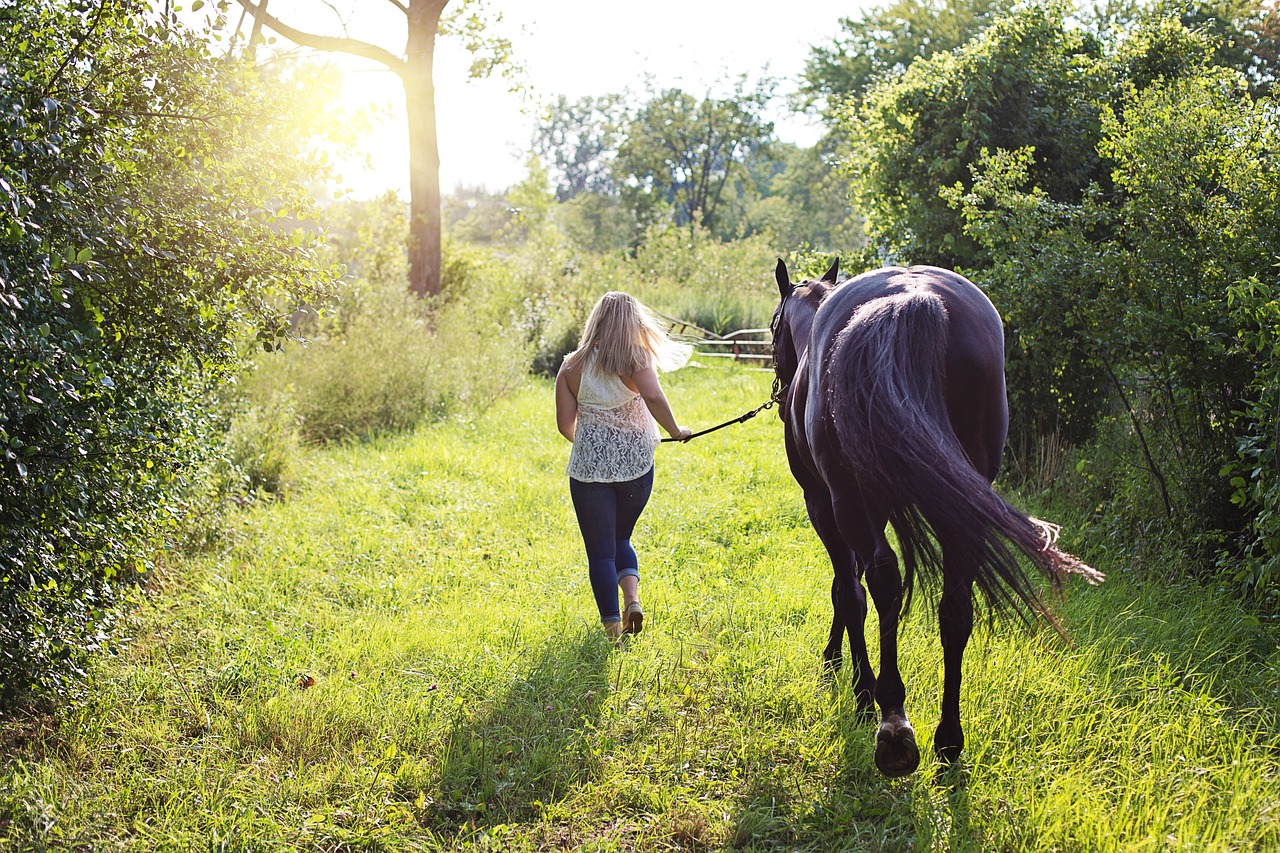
left=506, top=220, right=792, bottom=377
left=2, top=365, right=1277, bottom=851
left=235, top=198, right=530, bottom=448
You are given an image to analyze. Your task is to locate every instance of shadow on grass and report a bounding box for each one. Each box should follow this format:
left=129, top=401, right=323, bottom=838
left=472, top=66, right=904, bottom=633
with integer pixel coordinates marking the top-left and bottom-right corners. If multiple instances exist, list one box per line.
left=418, top=627, right=612, bottom=834
left=718, top=680, right=933, bottom=852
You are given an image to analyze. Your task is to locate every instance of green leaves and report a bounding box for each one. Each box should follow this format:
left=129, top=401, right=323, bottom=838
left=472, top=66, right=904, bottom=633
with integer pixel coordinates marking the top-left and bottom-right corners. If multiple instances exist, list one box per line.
left=843, top=2, right=1107, bottom=269
left=613, top=78, right=778, bottom=240
left=1, top=0, right=337, bottom=707
left=946, top=17, right=1280, bottom=598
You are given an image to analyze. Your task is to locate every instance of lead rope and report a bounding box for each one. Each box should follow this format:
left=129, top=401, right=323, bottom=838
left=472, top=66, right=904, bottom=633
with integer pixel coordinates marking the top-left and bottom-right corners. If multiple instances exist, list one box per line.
left=660, top=374, right=788, bottom=443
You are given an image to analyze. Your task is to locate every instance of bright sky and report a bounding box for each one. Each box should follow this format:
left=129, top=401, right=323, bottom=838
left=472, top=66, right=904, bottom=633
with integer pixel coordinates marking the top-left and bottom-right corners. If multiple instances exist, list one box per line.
left=222, top=1, right=869, bottom=196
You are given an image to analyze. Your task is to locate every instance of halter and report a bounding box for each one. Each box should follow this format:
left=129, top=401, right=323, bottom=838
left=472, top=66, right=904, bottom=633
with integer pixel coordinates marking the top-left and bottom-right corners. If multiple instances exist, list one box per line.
left=768, top=288, right=793, bottom=405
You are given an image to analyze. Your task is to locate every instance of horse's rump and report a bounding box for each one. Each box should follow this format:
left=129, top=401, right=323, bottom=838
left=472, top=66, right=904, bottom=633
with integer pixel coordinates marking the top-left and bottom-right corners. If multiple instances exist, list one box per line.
left=824, top=286, right=1099, bottom=623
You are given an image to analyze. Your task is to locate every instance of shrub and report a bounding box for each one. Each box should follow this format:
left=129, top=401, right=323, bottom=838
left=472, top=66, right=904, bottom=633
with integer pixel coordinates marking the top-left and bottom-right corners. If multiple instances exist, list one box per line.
left=0, top=4, right=337, bottom=707
left=244, top=198, right=531, bottom=442
left=949, top=26, right=1280, bottom=599
left=629, top=222, right=779, bottom=333
left=223, top=395, right=304, bottom=498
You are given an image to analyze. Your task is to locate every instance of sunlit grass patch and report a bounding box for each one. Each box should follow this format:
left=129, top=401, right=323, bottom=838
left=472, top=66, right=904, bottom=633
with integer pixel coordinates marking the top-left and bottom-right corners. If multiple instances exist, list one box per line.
left=2, top=365, right=1278, bottom=851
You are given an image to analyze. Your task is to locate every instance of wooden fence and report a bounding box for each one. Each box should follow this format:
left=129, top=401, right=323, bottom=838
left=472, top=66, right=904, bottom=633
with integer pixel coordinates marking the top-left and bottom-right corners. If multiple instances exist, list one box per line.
left=654, top=311, right=773, bottom=369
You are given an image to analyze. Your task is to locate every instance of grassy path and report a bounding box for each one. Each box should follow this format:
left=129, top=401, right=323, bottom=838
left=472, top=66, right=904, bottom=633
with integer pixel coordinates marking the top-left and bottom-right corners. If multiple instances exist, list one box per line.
left=2, top=365, right=1278, bottom=851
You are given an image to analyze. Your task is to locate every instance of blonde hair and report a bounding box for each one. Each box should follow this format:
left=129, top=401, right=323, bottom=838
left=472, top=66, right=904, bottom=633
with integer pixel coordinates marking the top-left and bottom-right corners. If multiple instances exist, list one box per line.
left=564, top=292, right=692, bottom=376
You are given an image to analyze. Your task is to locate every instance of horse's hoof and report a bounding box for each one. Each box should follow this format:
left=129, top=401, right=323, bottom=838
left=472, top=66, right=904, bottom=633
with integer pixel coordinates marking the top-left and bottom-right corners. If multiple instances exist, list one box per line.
left=874, top=717, right=920, bottom=778
left=933, top=722, right=964, bottom=767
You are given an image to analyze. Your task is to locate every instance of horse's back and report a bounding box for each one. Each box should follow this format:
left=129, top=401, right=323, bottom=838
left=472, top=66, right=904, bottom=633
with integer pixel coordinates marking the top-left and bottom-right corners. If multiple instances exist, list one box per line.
left=815, top=266, right=1000, bottom=347
left=812, top=265, right=1008, bottom=481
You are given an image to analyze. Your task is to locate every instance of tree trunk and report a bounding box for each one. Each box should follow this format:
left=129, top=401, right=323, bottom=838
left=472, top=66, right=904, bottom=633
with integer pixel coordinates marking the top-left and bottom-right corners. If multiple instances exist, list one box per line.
left=233, top=0, right=449, bottom=299
left=404, top=1, right=446, bottom=298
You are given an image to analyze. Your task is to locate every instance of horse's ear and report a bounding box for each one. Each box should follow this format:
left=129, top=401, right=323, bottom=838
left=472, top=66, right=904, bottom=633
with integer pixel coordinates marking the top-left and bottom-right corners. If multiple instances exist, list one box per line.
left=775, top=258, right=793, bottom=298
left=821, top=257, right=840, bottom=283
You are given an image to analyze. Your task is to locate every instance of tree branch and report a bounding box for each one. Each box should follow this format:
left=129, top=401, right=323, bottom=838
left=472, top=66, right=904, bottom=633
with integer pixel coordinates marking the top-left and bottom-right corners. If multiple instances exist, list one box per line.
left=1099, top=351, right=1173, bottom=519
left=380, top=0, right=410, bottom=14
left=45, top=0, right=110, bottom=97
left=233, top=0, right=405, bottom=72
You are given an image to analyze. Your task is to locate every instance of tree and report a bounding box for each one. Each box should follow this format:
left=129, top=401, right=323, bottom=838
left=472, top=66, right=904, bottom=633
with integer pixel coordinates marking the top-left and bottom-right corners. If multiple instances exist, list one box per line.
left=613, top=78, right=776, bottom=240
left=532, top=94, right=622, bottom=202
left=1, top=0, right=336, bottom=704
left=749, top=140, right=864, bottom=253
left=1161, top=0, right=1280, bottom=97
left=233, top=0, right=515, bottom=297
left=800, top=0, right=1015, bottom=117
left=442, top=184, right=514, bottom=245
left=840, top=2, right=1110, bottom=269
left=944, top=17, right=1280, bottom=584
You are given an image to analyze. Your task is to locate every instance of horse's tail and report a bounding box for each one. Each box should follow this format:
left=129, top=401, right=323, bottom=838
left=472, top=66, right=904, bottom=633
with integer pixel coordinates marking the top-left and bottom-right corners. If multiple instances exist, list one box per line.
left=830, top=292, right=1103, bottom=624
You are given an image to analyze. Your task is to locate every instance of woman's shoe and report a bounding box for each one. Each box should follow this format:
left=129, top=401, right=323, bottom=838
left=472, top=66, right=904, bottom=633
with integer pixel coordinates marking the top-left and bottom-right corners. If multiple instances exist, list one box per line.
left=623, top=602, right=644, bottom=635
left=603, top=620, right=624, bottom=642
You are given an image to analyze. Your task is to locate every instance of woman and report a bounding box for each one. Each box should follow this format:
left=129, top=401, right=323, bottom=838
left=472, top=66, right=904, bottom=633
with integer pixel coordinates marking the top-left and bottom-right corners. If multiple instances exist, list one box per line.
left=556, top=292, right=692, bottom=641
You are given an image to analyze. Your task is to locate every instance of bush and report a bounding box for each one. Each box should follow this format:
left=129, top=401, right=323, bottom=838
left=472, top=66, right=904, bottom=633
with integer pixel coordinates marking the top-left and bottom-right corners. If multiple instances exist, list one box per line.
left=629, top=222, right=779, bottom=333
left=223, top=395, right=303, bottom=498
left=244, top=198, right=531, bottom=443
left=950, top=27, right=1280, bottom=601
left=0, top=4, right=337, bottom=708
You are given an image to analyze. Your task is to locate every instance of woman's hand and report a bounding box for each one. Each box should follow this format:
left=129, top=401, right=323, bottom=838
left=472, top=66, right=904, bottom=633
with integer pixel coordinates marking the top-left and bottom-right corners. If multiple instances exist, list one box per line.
left=673, top=426, right=692, bottom=442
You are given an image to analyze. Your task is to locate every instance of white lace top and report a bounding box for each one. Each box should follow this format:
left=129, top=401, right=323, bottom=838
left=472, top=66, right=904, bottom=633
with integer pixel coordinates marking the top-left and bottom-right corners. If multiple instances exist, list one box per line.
left=567, top=355, right=660, bottom=482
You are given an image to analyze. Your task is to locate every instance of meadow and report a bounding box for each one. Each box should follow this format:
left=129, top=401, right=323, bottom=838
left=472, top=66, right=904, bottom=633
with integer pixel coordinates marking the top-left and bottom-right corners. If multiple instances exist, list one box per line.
left=2, top=364, right=1278, bottom=852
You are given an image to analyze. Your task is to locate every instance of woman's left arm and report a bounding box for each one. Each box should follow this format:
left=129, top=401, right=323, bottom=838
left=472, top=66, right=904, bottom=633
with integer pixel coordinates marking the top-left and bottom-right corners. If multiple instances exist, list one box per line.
left=631, top=365, right=689, bottom=440
left=555, top=363, right=578, bottom=442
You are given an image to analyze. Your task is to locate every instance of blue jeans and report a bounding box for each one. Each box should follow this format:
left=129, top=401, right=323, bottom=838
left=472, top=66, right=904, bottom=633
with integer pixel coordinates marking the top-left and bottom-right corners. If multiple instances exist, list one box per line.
left=569, top=467, right=654, bottom=623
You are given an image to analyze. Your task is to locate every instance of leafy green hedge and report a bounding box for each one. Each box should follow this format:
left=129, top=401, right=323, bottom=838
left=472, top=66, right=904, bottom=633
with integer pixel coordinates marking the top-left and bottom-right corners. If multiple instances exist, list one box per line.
left=0, top=2, right=336, bottom=706
left=844, top=5, right=1280, bottom=601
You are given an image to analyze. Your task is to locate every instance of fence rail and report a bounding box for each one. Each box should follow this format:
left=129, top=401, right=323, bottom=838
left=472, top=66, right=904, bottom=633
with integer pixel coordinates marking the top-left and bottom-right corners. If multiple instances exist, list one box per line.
left=652, top=310, right=773, bottom=368
left=693, top=328, right=772, bottom=365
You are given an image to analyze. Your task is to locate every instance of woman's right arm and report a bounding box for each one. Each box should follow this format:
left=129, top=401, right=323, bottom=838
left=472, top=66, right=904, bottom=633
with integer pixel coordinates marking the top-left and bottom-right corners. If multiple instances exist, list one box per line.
left=555, top=362, right=578, bottom=442
left=631, top=365, right=691, bottom=441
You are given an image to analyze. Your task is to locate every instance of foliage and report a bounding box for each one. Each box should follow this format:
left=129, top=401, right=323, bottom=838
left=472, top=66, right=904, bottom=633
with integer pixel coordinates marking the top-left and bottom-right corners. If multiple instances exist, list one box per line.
left=243, top=196, right=528, bottom=444
left=839, top=1, right=1110, bottom=269
left=746, top=139, right=865, bottom=255
left=442, top=185, right=516, bottom=247
left=2, top=374, right=1278, bottom=849
left=531, top=94, right=622, bottom=202
left=838, top=0, right=1278, bottom=270
left=800, top=0, right=1017, bottom=117
left=439, top=0, right=525, bottom=86
left=221, top=393, right=303, bottom=498
left=226, top=0, right=523, bottom=297
left=0, top=1, right=338, bottom=707
left=522, top=82, right=859, bottom=252
left=1160, top=0, right=1280, bottom=97
left=490, top=215, right=780, bottom=377
left=613, top=77, right=778, bottom=241
left=944, top=147, right=1114, bottom=447
left=626, top=222, right=781, bottom=334
left=949, top=34, right=1280, bottom=597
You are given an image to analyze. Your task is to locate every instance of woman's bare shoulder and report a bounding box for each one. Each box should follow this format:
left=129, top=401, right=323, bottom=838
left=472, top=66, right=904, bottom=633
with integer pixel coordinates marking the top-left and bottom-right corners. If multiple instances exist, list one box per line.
left=558, top=357, right=583, bottom=395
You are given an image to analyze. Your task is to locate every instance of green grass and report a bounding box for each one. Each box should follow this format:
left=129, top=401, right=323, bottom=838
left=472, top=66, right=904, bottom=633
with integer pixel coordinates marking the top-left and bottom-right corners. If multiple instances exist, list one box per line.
left=2, top=365, right=1278, bottom=851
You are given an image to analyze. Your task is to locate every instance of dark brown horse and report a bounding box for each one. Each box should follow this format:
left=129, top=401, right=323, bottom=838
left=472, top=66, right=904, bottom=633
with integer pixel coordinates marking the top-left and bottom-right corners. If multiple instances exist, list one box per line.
left=772, top=259, right=1102, bottom=777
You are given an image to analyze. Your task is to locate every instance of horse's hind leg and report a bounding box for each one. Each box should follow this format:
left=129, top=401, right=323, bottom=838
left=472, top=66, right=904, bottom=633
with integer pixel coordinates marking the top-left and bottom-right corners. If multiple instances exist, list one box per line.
left=935, top=568, right=975, bottom=767
left=865, top=548, right=919, bottom=778
left=808, top=494, right=876, bottom=715
left=831, top=566, right=876, bottom=719
left=825, top=575, right=843, bottom=672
